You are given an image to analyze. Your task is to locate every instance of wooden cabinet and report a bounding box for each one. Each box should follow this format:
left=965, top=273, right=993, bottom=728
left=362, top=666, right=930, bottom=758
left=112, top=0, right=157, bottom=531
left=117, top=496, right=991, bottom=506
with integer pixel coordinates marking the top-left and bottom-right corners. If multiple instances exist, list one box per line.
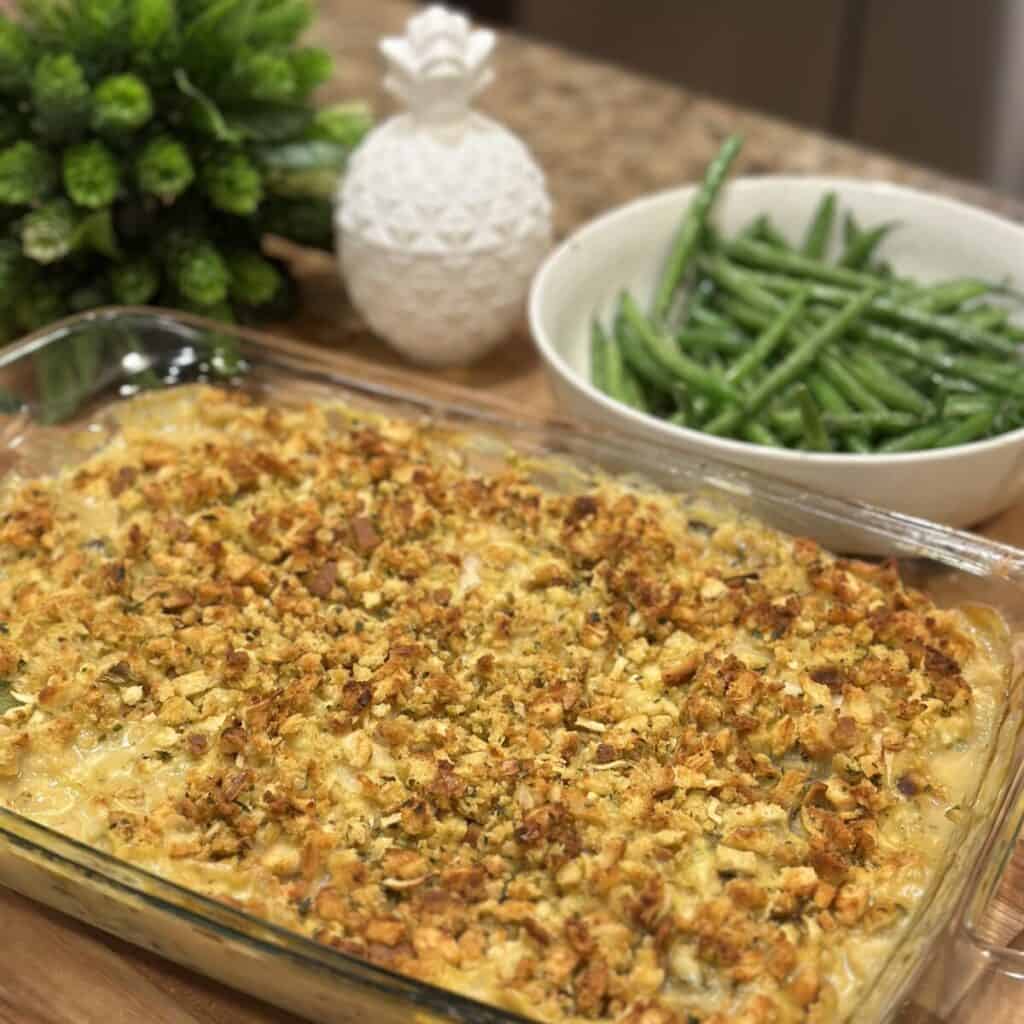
left=473, top=0, right=1012, bottom=189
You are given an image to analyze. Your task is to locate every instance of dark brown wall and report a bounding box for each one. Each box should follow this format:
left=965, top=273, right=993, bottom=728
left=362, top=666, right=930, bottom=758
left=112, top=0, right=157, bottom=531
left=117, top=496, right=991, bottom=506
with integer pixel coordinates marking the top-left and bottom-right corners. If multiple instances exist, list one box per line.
left=466, top=0, right=1009, bottom=187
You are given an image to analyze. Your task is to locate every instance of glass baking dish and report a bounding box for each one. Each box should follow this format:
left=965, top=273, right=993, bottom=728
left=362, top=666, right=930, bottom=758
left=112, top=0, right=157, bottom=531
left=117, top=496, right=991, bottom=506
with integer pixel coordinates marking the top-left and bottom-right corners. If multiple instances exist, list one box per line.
left=0, top=307, right=1022, bottom=1024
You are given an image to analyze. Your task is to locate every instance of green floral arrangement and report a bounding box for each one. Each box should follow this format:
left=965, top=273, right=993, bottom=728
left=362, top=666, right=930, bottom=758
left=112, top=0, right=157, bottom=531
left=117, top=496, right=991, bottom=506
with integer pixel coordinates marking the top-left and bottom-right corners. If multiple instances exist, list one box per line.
left=0, top=0, right=371, bottom=341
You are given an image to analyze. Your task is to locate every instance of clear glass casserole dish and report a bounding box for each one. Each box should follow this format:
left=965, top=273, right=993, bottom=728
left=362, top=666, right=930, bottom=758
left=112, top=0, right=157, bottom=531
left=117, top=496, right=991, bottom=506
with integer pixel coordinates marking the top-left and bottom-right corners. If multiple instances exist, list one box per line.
left=0, top=308, right=1022, bottom=1024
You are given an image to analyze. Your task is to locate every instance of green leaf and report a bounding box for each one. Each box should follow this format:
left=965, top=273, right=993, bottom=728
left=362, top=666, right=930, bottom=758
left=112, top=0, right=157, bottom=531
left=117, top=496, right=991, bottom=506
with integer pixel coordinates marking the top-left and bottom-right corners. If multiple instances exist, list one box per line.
left=246, top=0, right=311, bottom=47
left=181, top=0, right=254, bottom=71
left=255, top=139, right=349, bottom=172
left=256, top=140, right=349, bottom=199
left=16, top=2, right=72, bottom=44
left=72, top=0, right=133, bottom=64
left=0, top=142, right=57, bottom=205
left=21, top=198, right=79, bottom=264
left=257, top=196, right=332, bottom=249
left=309, top=102, right=373, bottom=148
left=130, top=0, right=176, bottom=52
left=0, top=15, right=34, bottom=94
left=174, top=68, right=241, bottom=143
left=223, top=102, right=312, bottom=141
left=288, top=47, right=333, bottom=97
left=74, top=208, right=123, bottom=260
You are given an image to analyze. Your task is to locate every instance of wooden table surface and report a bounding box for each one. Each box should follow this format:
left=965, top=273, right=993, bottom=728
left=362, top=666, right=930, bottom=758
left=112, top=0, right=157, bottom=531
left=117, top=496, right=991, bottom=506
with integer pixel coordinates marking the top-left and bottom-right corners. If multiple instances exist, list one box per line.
left=4, top=2, right=1024, bottom=1021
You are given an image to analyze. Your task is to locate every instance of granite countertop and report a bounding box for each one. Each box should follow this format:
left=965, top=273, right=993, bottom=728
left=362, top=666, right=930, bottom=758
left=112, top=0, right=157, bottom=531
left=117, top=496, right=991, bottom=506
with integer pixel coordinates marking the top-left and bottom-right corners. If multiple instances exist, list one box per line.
left=2, top=3, right=1023, bottom=1022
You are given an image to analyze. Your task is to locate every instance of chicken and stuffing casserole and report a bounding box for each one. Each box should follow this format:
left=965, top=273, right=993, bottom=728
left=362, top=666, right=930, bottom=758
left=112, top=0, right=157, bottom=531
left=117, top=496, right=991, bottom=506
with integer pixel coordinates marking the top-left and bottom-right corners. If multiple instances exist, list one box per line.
left=0, top=386, right=1006, bottom=1024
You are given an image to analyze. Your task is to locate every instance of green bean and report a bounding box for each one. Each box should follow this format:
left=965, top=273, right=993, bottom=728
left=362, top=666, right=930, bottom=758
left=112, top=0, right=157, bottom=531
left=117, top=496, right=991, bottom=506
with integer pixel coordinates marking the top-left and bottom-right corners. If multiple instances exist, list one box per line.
left=676, top=327, right=747, bottom=356
left=842, top=212, right=861, bottom=249
left=873, top=349, right=932, bottom=388
left=621, top=292, right=739, bottom=404
left=691, top=393, right=713, bottom=422
left=744, top=286, right=880, bottom=415
left=860, top=296, right=1014, bottom=356
left=738, top=214, right=764, bottom=241
left=795, top=384, right=831, bottom=451
left=933, top=373, right=984, bottom=396
left=700, top=256, right=785, bottom=314
left=771, top=408, right=918, bottom=436
left=952, top=354, right=1024, bottom=392
left=806, top=369, right=851, bottom=415
left=841, top=221, right=897, bottom=270
left=801, top=192, right=837, bottom=259
left=728, top=237, right=877, bottom=289
left=601, top=320, right=647, bottom=410
left=913, top=279, right=991, bottom=313
left=700, top=408, right=737, bottom=436
left=698, top=292, right=809, bottom=436
left=742, top=421, right=784, bottom=447
left=687, top=305, right=737, bottom=333
left=652, top=134, right=743, bottom=321
left=726, top=288, right=808, bottom=386
left=817, top=352, right=888, bottom=413
left=791, top=308, right=1024, bottom=396
left=942, top=393, right=996, bottom=418
left=711, top=295, right=895, bottom=418
left=620, top=368, right=647, bottom=409
left=751, top=215, right=791, bottom=250
left=806, top=369, right=870, bottom=452
left=877, top=422, right=947, bottom=453
left=733, top=264, right=1016, bottom=357
left=936, top=409, right=996, bottom=448
left=709, top=295, right=767, bottom=334
left=845, top=348, right=934, bottom=417
left=590, top=319, right=611, bottom=394
left=964, top=306, right=1009, bottom=332
left=615, top=296, right=667, bottom=388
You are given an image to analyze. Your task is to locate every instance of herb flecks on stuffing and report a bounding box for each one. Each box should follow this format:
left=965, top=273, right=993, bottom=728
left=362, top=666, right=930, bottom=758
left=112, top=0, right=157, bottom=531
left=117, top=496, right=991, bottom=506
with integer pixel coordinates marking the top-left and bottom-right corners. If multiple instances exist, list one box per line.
left=0, top=388, right=997, bottom=1024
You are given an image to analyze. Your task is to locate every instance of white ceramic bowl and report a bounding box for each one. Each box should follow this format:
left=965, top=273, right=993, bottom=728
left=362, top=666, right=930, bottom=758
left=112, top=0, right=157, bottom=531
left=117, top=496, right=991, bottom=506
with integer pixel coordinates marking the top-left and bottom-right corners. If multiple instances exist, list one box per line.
left=529, top=176, right=1024, bottom=529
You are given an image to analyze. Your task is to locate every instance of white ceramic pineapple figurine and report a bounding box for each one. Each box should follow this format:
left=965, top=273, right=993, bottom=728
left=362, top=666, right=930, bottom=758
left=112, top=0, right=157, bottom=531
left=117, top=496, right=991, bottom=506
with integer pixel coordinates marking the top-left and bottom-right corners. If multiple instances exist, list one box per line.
left=337, top=5, right=553, bottom=368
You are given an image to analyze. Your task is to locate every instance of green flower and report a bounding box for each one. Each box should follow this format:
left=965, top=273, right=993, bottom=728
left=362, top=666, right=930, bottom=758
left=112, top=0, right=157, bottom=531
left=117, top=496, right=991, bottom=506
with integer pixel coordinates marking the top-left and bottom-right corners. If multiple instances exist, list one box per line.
left=31, top=53, right=90, bottom=141
left=0, top=141, right=57, bottom=205
left=169, top=236, right=229, bottom=307
left=63, top=140, right=121, bottom=209
left=289, top=47, right=332, bottom=97
left=224, top=49, right=296, bottom=104
left=0, top=16, right=33, bottom=94
left=136, top=135, right=194, bottom=202
left=227, top=249, right=281, bottom=306
left=21, top=198, right=79, bottom=264
left=92, top=74, right=154, bottom=136
left=200, top=149, right=263, bottom=215
left=309, top=102, right=373, bottom=148
left=110, top=256, right=159, bottom=305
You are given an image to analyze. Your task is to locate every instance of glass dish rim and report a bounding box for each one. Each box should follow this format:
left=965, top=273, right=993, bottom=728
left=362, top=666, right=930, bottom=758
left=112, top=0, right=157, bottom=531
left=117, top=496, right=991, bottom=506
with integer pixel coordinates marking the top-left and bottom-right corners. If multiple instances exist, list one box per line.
left=0, top=305, right=1022, bottom=1022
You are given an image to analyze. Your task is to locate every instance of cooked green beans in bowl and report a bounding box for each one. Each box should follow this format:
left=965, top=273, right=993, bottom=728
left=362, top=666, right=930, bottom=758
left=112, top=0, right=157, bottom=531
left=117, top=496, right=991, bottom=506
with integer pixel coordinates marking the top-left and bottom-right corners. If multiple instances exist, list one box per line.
left=529, top=144, right=1024, bottom=528
left=587, top=136, right=1024, bottom=455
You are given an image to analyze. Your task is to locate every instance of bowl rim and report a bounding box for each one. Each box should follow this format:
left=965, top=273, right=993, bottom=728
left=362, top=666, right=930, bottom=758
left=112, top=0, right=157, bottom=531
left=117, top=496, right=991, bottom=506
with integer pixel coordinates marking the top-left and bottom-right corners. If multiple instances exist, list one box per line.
left=528, top=174, right=1024, bottom=466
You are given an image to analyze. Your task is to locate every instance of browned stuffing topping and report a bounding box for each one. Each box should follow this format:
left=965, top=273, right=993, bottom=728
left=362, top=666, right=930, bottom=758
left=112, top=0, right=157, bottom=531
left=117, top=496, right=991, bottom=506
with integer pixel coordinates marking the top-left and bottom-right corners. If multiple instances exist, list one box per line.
left=0, top=387, right=1002, bottom=1024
